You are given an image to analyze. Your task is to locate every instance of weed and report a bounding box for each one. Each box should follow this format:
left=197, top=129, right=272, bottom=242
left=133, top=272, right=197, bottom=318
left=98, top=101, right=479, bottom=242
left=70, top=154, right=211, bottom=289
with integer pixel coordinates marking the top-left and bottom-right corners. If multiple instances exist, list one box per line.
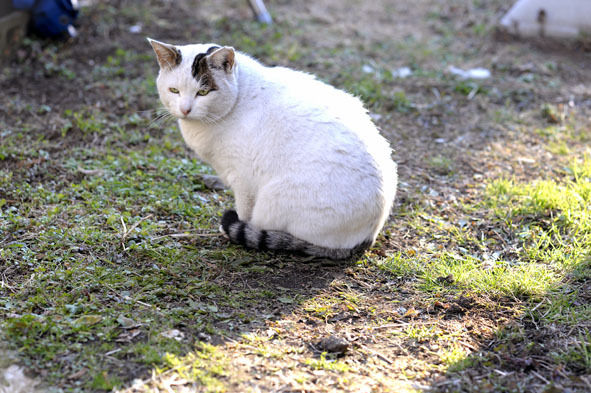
left=305, top=353, right=351, bottom=373
left=2, top=0, right=591, bottom=391
left=554, top=330, right=591, bottom=373
left=454, top=80, right=486, bottom=97
left=541, top=103, right=562, bottom=124
left=429, top=155, right=455, bottom=175
left=160, top=343, right=229, bottom=392
left=440, top=345, right=469, bottom=369
left=91, top=371, right=122, bottom=391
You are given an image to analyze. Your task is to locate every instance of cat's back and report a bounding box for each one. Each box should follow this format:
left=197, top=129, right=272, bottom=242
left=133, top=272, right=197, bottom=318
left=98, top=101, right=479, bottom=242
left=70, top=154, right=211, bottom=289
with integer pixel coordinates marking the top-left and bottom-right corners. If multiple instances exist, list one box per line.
left=237, top=54, right=358, bottom=111
left=266, top=64, right=362, bottom=115
left=238, top=57, right=376, bottom=145
left=235, top=54, right=395, bottom=197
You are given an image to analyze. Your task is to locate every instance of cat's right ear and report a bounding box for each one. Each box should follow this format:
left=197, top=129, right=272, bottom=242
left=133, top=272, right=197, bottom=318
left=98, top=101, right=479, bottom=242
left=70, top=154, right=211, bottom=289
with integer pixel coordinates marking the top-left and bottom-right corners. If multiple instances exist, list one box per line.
left=147, top=38, right=182, bottom=70
left=208, top=47, right=235, bottom=73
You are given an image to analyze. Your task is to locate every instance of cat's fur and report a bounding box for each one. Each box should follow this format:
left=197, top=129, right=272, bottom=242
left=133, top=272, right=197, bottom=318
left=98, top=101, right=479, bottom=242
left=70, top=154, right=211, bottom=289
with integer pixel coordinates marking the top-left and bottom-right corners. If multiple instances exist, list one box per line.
left=148, top=38, right=397, bottom=259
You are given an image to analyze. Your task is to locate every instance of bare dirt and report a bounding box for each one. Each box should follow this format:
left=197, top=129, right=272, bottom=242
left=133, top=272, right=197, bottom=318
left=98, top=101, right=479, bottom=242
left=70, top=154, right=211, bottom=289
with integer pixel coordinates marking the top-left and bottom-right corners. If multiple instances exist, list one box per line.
left=2, top=0, right=591, bottom=392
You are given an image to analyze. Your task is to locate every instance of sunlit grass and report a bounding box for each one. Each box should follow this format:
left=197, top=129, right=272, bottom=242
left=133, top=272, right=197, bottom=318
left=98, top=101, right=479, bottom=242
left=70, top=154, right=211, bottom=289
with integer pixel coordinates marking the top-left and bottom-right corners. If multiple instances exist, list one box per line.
left=381, top=154, right=591, bottom=300
left=304, top=353, right=351, bottom=373
left=153, top=343, right=229, bottom=393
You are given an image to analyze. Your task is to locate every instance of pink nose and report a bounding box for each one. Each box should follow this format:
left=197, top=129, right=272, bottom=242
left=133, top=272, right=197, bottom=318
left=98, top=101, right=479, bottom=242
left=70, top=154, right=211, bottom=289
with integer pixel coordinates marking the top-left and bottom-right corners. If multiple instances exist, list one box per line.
left=181, top=107, right=191, bottom=116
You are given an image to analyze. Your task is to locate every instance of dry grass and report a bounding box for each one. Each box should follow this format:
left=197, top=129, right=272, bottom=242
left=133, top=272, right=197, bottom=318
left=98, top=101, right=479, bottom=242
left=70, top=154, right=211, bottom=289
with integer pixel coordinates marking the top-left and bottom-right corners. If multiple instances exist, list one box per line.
left=1, top=0, right=591, bottom=392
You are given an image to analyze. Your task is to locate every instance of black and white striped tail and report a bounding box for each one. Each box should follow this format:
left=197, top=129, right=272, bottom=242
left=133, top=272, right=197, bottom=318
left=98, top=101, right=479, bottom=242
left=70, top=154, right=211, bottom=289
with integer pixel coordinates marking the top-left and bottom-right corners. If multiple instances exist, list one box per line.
left=220, top=210, right=370, bottom=260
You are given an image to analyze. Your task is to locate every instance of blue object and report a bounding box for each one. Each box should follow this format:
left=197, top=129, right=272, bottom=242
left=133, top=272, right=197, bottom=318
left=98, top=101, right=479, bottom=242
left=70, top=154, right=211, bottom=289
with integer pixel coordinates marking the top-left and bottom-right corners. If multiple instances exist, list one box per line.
left=13, top=0, right=78, bottom=37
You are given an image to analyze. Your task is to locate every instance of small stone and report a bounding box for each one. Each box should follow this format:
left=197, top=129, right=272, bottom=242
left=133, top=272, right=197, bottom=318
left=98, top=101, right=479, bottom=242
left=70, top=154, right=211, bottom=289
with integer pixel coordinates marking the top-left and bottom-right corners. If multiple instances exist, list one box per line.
left=160, top=329, right=185, bottom=341
left=393, top=66, right=412, bottom=78
left=318, top=335, right=349, bottom=354
left=200, top=174, right=226, bottom=190
left=117, top=314, right=138, bottom=329
left=436, top=274, right=455, bottom=284
left=362, top=64, right=375, bottom=74
left=128, top=24, right=142, bottom=34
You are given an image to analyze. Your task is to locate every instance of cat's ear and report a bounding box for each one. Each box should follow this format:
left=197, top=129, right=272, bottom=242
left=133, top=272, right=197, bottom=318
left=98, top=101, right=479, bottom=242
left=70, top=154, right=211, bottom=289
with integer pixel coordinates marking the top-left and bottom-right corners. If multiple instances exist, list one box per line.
left=147, top=38, right=182, bottom=70
left=208, top=47, right=235, bottom=73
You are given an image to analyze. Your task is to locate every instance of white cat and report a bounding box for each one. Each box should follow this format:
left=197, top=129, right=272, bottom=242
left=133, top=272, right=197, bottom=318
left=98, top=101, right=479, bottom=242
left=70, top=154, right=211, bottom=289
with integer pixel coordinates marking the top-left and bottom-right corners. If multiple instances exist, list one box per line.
left=148, top=38, right=397, bottom=259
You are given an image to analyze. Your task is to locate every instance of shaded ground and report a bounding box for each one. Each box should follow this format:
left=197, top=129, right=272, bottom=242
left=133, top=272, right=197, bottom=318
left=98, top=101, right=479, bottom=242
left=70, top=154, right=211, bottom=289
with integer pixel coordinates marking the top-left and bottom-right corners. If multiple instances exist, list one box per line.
left=1, top=0, right=591, bottom=392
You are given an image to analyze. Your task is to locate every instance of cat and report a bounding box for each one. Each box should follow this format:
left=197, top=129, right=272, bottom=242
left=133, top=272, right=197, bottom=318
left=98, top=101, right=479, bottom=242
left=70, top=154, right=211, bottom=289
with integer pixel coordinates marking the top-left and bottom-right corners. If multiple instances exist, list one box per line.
left=148, top=38, right=397, bottom=259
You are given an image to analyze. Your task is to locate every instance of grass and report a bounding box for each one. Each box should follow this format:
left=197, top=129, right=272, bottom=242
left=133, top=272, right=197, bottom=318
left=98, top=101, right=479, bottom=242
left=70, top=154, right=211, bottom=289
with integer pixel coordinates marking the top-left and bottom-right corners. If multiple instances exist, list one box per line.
left=373, top=153, right=591, bottom=388
left=379, top=154, right=591, bottom=300
left=304, top=353, right=351, bottom=373
left=2, top=0, right=591, bottom=392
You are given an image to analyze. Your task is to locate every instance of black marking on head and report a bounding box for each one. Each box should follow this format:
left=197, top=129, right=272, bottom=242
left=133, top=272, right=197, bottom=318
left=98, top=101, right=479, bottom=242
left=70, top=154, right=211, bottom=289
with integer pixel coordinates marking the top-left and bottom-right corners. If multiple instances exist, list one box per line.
left=206, top=46, right=220, bottom=55
left=191, top=49, right=219, bottom=91
left=258, top=230, right=268, bottom=250
left=191, top=53, right=208, bottom=78
left=236, top=222, right=247, bottom=245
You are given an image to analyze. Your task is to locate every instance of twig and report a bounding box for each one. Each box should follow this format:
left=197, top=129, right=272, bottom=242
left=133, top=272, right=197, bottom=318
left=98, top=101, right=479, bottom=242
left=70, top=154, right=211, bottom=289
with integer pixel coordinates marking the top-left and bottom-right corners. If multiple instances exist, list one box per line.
left=272, top=384, right=291, bottom=393
left=104, top=348, right=122, bottom=357
left=1, top=268, right=17, bottom=293
left=460, top=340, right=478, bottom=351
left=580, top=376, right=591, bottom=390
left=120, top=217, right=127, bottom=239
left=370, top=320, right=439, bottom=330
left=531, top=370, right=549, bottom=384
left=120, top=214, right=153, bottom=249
left=358, top=343, right=394, bottom=365
left=104, top=284, right=162, bottom=313
left=0, top=276, right=16, bottom=293
left=530, top=299, right=546, bottom=313
left=151, top=232, right=220, bottom=241
left=77, top=166, right=104, bottom=176
left=125, top=297, right=158, bottom=309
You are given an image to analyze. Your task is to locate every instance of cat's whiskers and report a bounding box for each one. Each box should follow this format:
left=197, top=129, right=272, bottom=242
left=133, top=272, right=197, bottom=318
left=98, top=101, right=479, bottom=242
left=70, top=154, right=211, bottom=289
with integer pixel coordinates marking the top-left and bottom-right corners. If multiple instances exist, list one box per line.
left=148, top=107, right=175, bottom=129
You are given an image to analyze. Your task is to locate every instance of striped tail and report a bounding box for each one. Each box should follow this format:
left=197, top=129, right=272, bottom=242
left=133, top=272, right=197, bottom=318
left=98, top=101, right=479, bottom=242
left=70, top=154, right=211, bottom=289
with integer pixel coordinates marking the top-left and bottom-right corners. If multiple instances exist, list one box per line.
left=220, top=210, right=370, bottom=260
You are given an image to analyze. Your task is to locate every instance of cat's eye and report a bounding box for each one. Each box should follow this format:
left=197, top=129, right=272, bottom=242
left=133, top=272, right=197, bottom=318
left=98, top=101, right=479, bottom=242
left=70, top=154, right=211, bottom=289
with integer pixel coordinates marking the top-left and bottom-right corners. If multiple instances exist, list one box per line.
left=169, top=87, right=179, bottom=94
left=196, top=89, right=209, bottom=97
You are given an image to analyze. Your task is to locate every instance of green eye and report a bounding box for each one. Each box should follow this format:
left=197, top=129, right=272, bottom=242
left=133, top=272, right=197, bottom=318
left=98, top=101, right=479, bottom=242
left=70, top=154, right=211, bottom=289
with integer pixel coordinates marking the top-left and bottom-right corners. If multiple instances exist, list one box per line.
left=197, top=89, right=209, bottom=96
left=169, top=87, right=179, bottom=94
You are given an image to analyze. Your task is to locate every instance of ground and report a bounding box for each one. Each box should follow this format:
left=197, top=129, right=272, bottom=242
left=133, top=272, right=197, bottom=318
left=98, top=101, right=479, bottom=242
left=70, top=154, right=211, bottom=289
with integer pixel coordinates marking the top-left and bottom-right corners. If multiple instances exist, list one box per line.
left=1, top=0, right=590, bottom=392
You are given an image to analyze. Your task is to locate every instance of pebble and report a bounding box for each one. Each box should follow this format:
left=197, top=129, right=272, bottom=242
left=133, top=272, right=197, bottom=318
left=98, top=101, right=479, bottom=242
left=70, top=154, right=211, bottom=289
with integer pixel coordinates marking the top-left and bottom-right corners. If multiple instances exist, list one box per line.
left=318, top=335, right=349, bottom=354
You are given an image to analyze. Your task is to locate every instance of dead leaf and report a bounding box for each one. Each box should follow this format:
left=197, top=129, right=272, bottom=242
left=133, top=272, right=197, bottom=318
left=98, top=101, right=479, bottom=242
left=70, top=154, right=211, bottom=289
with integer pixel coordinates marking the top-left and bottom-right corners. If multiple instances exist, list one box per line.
left=73, top=315, right=102, bottom=327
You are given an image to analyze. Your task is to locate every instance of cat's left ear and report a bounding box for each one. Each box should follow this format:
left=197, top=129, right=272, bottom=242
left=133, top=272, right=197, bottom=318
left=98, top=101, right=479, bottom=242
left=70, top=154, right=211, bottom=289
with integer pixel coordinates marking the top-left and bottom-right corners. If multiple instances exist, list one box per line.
left=208, top=47, right=235, bottom=73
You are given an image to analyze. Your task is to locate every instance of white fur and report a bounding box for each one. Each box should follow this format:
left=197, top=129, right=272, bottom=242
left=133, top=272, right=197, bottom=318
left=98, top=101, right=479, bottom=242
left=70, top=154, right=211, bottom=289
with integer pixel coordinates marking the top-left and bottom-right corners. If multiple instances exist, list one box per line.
left=151, top=41, right=397, bottom=250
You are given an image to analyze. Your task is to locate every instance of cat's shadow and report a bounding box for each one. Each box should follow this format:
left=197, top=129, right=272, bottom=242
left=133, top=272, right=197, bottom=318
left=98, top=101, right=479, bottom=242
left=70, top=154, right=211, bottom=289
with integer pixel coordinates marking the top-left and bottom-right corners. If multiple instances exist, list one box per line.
left=215, top=251, right=360, bottom=335
left=258, top=255, right=355, bottom=290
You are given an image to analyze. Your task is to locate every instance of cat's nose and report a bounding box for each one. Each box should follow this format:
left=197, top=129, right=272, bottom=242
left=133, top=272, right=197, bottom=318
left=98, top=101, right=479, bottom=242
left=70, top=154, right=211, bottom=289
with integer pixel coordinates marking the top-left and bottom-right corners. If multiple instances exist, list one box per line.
left=181, top=107, right=191, bottom=116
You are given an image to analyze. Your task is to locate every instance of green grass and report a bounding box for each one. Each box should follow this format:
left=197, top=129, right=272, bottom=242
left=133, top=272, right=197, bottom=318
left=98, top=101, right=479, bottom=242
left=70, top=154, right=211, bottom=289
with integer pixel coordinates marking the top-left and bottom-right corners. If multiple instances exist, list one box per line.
left=380, top=154, right=591, bottom=302
left=304, top=353, right=351, bottom=373
left=376, top=153, right=591, bottom=384
left=0, top=116, right=259, bottom=389
left=156, top=343, right=230, bottom=393
left=2, top=0, right=591, bottom=391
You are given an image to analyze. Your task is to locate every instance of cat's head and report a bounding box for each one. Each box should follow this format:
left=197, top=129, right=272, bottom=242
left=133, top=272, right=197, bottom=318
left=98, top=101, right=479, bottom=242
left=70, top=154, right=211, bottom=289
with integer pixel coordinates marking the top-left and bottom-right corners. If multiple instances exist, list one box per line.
left=148, top=38, right=238, bottom=122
